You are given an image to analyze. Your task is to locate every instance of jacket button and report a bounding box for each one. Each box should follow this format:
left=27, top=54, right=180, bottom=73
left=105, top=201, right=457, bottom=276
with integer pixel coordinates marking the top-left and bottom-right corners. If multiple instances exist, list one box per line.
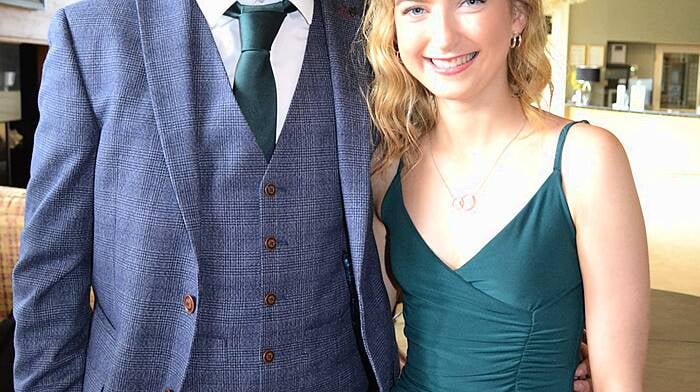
left=264, top=183, right=277, bottom=197
left=264, top=293, right=277, bottom=306
left=183, top=295, right=196, bottom=314
left=262, top=349, right=275, bottom=364
left=265, top=236, right=277, bottom=250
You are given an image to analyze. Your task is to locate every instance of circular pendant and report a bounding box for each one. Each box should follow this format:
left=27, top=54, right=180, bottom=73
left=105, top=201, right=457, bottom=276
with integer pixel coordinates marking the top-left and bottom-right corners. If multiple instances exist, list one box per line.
left=452, top=194, right=476, bottom=212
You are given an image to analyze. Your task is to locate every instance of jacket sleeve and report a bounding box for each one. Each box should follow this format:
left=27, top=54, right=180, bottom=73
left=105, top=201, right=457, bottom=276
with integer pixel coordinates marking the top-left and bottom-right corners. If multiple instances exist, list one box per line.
left=12, top=8, right=99, bottom=391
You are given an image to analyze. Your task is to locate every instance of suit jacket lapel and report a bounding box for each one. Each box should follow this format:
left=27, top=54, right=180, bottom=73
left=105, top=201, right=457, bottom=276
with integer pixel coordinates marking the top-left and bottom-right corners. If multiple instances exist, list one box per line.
left=136, top=0, right=231, bottom=257
left=321, top=0, right=374, bottom=284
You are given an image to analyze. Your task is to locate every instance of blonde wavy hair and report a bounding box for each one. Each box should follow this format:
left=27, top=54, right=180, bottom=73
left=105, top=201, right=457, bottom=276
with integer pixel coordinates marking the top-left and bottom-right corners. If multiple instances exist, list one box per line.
left=362, top=0, right=553, bottom=173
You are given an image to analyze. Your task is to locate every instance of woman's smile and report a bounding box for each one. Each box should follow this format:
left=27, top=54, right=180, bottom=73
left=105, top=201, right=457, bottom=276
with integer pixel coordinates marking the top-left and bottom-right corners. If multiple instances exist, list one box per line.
left=427, top=51, right=480, bottom=75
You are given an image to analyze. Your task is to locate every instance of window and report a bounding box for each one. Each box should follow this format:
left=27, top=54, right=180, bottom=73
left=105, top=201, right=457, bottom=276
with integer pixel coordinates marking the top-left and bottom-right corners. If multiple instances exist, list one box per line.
left=653, top=45, right=700, bottom=112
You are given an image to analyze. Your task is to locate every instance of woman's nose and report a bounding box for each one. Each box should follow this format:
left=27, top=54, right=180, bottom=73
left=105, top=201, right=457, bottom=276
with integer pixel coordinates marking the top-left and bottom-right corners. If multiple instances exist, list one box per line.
left=430, top=11, right=461, bottom=51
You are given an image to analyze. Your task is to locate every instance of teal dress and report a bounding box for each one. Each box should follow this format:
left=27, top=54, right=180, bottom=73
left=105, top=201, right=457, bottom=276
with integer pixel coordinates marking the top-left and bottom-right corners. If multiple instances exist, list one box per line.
left=383, top=122, right=586, bottom=391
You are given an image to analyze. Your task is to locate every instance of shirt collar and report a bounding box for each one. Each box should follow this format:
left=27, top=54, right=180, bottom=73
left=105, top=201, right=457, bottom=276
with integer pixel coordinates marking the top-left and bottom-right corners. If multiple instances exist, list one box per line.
left=195, top=0, right=314, bottom=28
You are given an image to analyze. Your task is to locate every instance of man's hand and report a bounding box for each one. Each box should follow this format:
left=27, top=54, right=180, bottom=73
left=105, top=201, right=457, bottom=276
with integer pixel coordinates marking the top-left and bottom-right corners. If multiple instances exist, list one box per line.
left=573, top=336, right=593, bottom=392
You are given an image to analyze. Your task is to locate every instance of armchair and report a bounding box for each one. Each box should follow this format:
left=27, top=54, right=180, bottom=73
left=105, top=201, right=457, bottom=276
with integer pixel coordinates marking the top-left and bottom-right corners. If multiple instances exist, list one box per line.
left=0, top=186, right=25, bottom=321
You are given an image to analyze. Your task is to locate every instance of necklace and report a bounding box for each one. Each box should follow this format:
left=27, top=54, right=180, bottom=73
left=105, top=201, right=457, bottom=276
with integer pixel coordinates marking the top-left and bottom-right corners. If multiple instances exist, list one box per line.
left=429, top=121, right=527, bottom=212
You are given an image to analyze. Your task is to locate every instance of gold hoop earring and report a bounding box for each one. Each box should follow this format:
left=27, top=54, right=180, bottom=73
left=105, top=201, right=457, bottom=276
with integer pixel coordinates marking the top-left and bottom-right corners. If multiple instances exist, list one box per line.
left=510, top=34, right=522, bottom=49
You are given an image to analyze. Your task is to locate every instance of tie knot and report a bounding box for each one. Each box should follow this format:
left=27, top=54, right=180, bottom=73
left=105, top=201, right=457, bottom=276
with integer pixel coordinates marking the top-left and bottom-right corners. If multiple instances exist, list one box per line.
left=225, top=1, right=297, bottom=51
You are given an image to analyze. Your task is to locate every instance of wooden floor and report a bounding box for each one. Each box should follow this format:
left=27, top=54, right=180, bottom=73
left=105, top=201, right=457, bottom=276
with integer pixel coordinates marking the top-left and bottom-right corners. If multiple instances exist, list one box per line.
left=646, top=290, right=700, bottom=391
left=641, top=174, right=700, bottom=391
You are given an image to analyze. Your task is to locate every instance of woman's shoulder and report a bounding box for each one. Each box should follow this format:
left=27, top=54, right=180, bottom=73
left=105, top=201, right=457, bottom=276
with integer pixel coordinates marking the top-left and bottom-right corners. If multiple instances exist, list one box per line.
left=550, top=114, right=634, bottom=221
left=539, top=112, right=624, bottom=163
left=558, top=117, right=627, bottom=173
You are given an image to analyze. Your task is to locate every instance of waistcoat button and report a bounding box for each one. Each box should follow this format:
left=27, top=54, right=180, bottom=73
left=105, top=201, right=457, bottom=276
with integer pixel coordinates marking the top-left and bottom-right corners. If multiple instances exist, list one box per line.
left=264, top=293, right=277, bottom=306
left=262, top=349, right=275, bottom=364
left=264, top=183, right=277, bottom=197
left=265, top=236, right=277, bottom=250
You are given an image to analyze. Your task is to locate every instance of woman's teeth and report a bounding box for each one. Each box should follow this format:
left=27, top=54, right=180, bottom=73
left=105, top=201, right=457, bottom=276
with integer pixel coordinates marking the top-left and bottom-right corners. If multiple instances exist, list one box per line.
left=430, top=52, right=478, bottom=69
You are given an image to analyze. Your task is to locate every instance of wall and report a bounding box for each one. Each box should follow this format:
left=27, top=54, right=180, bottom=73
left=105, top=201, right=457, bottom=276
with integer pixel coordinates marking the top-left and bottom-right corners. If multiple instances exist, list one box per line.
left=0, top=0, right=79, bottom=44
left=569, top=0, right=700, bottom=46
left=626, top=43, right=656, bottom=79
left=544, top=3, right=570, bottom=116
left=566, top=0, right=700, bottom=108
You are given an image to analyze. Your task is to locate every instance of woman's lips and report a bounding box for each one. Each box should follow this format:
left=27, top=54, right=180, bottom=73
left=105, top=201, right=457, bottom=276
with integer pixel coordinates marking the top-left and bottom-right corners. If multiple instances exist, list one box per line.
left=428, top=51, right=479, bottom=75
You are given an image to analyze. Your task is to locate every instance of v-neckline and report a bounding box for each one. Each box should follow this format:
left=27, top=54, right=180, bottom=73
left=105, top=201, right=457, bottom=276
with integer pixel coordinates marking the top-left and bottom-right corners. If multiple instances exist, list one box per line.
left=395, top=170, right=558, bottom=273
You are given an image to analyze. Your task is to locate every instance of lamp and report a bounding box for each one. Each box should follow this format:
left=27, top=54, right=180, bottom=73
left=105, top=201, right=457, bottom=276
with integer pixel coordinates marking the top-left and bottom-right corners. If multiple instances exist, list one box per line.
left=575, top=66, right=600, bottom=106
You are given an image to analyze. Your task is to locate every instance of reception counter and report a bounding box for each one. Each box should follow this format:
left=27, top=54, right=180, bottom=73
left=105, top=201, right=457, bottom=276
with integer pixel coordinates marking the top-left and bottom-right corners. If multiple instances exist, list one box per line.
left=565, top=105, right=700, bottom=176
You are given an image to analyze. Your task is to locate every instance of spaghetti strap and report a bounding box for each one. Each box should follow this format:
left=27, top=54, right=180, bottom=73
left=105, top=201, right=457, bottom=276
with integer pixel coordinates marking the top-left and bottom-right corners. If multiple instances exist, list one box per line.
left=553, top=120, right=589, bottom=171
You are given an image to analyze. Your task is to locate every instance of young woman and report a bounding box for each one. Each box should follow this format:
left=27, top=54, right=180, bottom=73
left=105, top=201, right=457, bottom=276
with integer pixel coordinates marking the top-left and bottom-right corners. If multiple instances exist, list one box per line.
left=363, top=0, right=650, bottom=390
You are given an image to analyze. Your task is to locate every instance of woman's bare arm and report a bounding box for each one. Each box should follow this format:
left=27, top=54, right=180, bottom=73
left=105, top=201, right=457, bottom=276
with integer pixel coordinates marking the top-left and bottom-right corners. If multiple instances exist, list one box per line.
left=564, top=124, right=650, bottom=391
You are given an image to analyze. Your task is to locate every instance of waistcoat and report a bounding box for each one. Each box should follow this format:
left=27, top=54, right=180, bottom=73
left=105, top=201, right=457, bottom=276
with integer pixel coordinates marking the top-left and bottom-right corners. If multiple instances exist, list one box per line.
left=181, top=5, right=368, bottom=390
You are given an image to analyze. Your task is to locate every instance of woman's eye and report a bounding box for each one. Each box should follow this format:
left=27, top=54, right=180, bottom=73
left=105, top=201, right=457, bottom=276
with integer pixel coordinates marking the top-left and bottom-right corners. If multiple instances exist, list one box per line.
left=404, top=6, right=426, bottom=16
left=461, top=0, right=486, bottom=6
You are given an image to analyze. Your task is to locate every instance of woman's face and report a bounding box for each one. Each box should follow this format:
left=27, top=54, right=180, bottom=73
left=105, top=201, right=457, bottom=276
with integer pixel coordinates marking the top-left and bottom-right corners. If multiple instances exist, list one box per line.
left=394, top=0, right=524, bottom=103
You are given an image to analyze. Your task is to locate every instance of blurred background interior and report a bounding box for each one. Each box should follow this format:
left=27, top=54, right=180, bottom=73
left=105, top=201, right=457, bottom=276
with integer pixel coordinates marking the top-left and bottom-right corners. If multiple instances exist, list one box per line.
left=0, top=0, right=698, bottom=391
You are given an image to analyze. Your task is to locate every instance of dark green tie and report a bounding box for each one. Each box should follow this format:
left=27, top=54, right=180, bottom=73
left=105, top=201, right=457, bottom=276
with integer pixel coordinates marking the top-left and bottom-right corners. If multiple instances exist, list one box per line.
left=225, top=1, right=296, bottom=162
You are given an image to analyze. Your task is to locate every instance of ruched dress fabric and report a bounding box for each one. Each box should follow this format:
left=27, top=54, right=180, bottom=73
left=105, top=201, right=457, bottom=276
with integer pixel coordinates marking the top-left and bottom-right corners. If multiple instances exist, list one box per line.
left=384, top=122, right=586, bottom=391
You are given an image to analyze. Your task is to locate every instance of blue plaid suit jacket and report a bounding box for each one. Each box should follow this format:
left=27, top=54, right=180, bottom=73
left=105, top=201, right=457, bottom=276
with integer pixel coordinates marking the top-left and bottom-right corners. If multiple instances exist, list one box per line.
left=12, top=0, right=399, bottom=390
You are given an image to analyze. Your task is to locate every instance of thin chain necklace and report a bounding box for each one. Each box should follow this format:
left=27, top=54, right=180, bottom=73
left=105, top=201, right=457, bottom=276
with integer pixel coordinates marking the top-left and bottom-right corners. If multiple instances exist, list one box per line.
left=429, top=120, right=527, bottom=212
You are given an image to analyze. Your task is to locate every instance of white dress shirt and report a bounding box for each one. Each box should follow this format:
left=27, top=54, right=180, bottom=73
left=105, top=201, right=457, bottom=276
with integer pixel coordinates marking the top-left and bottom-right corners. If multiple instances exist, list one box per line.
left=195, top=0, right=314, bottom=140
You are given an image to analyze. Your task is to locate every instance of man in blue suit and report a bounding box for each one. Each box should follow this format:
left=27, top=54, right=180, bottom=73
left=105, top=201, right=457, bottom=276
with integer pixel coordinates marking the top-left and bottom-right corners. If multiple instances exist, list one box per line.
left=13, top=0, right=399, bottom=390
